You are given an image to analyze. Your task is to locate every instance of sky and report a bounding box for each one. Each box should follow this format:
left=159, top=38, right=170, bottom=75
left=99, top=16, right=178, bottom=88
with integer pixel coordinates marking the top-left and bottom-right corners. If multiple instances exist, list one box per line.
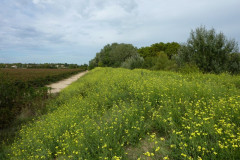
left=0, top=0, right=240, bottom=65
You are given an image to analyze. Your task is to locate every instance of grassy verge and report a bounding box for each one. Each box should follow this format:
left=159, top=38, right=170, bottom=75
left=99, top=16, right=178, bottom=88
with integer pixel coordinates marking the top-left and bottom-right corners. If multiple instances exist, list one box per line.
left=6, top=68, right=240, bottom=159
left=0, top=69, right=86, bottom=129
left=0, top=94, right=59, bottom=159
left=0, top=69, right=86, bottom=159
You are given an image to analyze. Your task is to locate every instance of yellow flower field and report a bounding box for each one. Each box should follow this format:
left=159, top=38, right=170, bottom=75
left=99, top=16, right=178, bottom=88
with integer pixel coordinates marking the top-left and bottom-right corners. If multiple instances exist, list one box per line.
left=8, top=68, right=240, bottom=159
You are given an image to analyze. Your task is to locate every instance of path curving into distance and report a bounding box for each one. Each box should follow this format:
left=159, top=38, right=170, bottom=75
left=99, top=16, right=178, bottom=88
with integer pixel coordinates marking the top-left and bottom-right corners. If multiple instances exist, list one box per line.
left=47, top=70, right=88, bottom=94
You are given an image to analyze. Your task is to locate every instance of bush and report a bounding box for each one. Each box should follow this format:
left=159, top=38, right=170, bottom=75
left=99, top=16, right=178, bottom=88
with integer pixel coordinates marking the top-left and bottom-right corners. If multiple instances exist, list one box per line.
left=142, top=57, right=156, bottom=69
left=0, top=78, right=48, bottom=129
left=121, top=55, right=144, bottom=69
left=0, top=69, right=83, bottom=129
left=178, top=63, right=201, bottom=74
left=151, top=52, right=177, bottom=71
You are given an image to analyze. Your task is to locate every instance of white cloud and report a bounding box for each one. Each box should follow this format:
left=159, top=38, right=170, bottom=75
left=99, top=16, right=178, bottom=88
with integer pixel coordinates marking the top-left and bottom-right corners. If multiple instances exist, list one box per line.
left=0, top=0, right=239, bottom=64
left=32, top=0, right=54, bottom=5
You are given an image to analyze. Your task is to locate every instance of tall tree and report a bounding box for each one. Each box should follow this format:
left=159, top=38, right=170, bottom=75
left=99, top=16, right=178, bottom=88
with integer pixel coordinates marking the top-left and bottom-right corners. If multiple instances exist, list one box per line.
left=89, top=43, right=138, bottom=69
left=177, top=26, right=239, bottom=73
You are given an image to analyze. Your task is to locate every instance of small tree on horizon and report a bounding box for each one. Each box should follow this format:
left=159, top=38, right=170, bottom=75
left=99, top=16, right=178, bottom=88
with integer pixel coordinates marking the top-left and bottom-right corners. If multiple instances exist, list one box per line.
left=89, top=43, right=138, bottom=69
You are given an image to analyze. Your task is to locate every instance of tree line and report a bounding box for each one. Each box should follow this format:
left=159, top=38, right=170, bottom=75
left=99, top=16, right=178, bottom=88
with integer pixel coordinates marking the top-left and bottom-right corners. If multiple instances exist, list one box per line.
left=0, top=63, right=88, bottom=69
left=89, top=26, right=240, bottom=74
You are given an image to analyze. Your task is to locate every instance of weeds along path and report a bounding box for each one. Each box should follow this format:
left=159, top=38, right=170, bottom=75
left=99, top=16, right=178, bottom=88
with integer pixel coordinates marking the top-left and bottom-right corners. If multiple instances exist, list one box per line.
left=47, top=70, right=88, bottom=94
left=7, top=68, right=240, bottom=159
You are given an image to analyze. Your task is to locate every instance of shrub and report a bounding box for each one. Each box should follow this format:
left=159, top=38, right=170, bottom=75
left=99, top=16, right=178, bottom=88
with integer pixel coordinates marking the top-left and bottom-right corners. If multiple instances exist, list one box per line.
left=178, top=63, right=201, bottom=74
left=121, top=55, right=144, bottom=69
left=151, top=52, right=177, bottom=71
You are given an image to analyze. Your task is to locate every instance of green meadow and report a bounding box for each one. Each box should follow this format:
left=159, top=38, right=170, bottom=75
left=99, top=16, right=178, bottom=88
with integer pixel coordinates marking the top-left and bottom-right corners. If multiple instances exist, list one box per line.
left=7, top=68, right=240, bottom=159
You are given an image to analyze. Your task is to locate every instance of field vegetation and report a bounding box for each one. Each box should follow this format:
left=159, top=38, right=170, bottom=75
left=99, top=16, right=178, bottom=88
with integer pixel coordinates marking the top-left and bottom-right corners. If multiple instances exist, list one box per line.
left=0, top=68, right=84, bottom=85
left=6, top=67, right=240, bottom=159
left=0, top=68, right=86, bottom=153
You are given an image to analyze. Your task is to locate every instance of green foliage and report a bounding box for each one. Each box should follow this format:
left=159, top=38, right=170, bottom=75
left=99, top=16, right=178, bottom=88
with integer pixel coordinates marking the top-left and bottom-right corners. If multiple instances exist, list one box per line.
left=142, top=57, right=156, bottom=69
left=178, top=63, right=201, bottom=74
left=0, top=75, right=47, bottom=129
left=228, top=53, right=240, bottom=74
left=165, top=42, right=181, bottom=59
left=7, top=68, right=240, bottom=160
left=0, top=69, right=84, bottom=129
left=142, top=52, right=177, bottom=71
left=151, top=51, right=177, bottom=71
left=138, top=42, right=180, bottom=59
left=138, top=46, right=153, bottom=58
left=89, top=43, right=138, bottom=69
left=138, top=42, right=180, bottom=71
left=121, top=55, right=144, bottom=69
left=0, top=63, right=87, bottom=69
left=88, top=57, right=98, bottom=70
left=177, top=26, right=239, bottom=73
left=0, top=74, right=18, bottom=127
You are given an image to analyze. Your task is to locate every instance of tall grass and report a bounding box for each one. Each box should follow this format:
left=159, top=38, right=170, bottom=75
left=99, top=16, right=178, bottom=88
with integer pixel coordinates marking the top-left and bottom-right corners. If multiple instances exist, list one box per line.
left=0, top=69, right=85, bottom=159
left=7, top=68, right=240, bottom=159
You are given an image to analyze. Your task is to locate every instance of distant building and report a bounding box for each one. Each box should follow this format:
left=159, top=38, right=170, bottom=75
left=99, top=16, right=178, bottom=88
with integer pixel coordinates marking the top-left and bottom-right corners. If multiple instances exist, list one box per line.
left=11, top=65, right=17, bottom=69
left=56, top=64, right=66, bottom=68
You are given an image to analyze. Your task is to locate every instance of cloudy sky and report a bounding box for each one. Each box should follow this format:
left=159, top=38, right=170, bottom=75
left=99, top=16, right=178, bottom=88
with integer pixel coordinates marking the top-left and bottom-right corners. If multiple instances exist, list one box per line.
left=0, top=0, right=240, bottom=64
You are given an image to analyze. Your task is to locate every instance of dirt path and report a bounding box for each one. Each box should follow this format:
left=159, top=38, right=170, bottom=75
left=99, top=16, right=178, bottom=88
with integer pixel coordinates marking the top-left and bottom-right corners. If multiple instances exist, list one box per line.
left=47, top=71, right=88, bottom=94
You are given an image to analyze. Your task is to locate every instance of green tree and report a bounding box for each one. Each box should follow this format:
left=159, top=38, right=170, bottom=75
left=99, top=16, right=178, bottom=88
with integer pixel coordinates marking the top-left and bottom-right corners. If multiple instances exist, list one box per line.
left=177, top=26, right=239, bottom=73
left=228, top=53, right=240, bottom=74
left=151, top=51, right=176, bottom=70
left=138, top=43, right=165, bottom=58
left=110, top=43, right=138, bottom=67
left=142, top=57, right=156, bottom=69
left=138, top=42, right=180, bottom=59
left=88, top=57, right=98, bottom=70
left=165, top=42, right=181, bottom=59
left=121, top=54, right=144, bottom=69
left=89, top=43, right=138, bottom=69
left=0, top=63, right=5, bottom=68
left=138, top=46, right=153, bottom=58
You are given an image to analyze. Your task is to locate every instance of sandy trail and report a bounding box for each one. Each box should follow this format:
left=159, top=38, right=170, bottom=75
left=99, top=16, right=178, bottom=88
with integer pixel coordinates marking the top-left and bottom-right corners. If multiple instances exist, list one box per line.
left=47, top=71, right=88, bottom=94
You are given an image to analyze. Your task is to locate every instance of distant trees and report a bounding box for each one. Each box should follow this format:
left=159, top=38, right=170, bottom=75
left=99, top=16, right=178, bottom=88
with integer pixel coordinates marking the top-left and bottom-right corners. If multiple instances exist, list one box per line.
left=89, top=43, right=139, bottom=69
left=176, top=26, right=239, bottom=73
left=138, top=42, right=180, bottom=59
left=89, top=42, right=181, bottom=70
left=89, top=26, right=240, bottom=74
left=138, top=42, right=180, bottom=70
left=0, top=63, right=88, bottom=69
